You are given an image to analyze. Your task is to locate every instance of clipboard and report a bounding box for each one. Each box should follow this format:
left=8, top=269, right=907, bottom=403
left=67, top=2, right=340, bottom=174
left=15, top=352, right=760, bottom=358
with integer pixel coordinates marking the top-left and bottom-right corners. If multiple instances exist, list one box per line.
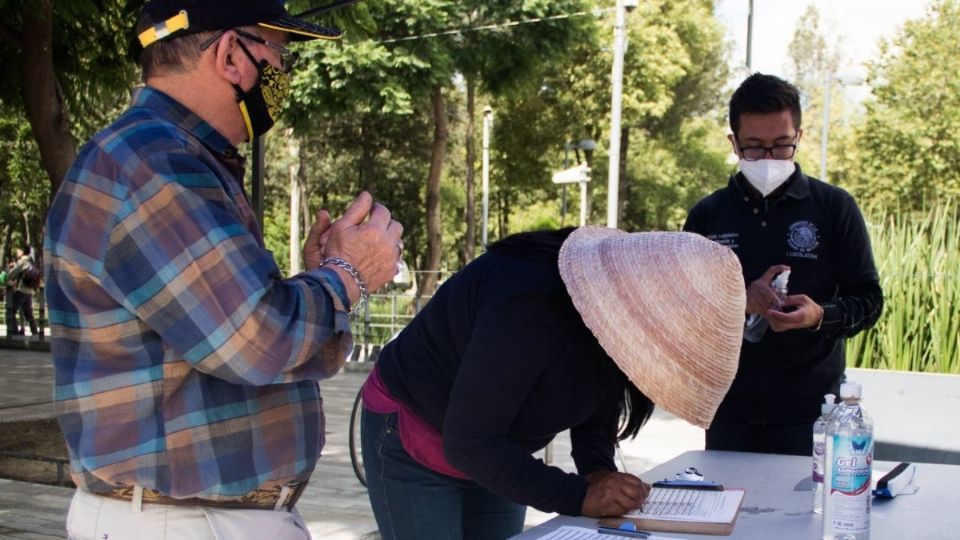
left=598, top=486, right=745, bottom=536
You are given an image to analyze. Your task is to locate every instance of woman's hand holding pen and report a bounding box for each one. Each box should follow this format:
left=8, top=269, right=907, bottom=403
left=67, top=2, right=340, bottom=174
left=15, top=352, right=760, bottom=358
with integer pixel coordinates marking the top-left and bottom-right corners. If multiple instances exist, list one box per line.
left=582, top=471, right=651, bottom=518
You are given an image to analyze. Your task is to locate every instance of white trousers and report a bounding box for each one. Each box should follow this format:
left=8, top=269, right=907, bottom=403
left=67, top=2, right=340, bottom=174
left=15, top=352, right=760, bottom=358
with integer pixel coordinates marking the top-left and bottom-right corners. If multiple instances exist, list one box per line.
left=66, top=488, right=312, bottom=540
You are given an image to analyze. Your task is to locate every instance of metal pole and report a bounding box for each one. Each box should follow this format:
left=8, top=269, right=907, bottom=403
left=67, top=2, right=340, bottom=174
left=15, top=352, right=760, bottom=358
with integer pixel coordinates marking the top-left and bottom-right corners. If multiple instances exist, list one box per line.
left=746, top=0, right=754, bottom=72
left=482, top=107, right=492, bottom=246
left=607, top=0, right=628, bottom=229
left=579, top=180, right=588, bottom=227
left=561, top=145, right=570, bottom=227
left=820, top=78, right=832, bottom=182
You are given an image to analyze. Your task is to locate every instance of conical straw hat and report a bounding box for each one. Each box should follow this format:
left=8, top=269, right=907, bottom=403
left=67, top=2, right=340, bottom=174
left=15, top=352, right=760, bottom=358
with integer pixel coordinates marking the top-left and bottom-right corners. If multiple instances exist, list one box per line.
left=558, top=226, right=745, bottom=429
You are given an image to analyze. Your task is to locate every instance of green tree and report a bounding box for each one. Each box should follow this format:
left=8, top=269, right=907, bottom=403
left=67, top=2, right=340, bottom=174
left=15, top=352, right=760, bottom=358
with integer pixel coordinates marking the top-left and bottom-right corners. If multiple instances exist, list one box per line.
left=785, top=5, right=846, bottom=180
left=0, top=0, right=138, bottom=199
left=447, top=0, right=591, bottom=260
left=849, top=0, right=960, bottom=209
left=287, top=0, right=454, bottom=295
left=0, top=109, right=48, bottom=257
left=493, top=0, right=730, bottom=231
left=287, top=0, right=588, bottom=293
left=786, top=6, right=840, bottom=92
left=621, top=0, right=731, bottom=229
left=265, top=0, right=732, bottom=280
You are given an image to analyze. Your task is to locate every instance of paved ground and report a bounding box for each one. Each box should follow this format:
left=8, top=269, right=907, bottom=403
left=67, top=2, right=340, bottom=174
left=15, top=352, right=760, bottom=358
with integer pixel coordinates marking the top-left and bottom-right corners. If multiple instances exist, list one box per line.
left=0, top=349, right=55, bottom=423
left=0, top=347, right=703, bottom=539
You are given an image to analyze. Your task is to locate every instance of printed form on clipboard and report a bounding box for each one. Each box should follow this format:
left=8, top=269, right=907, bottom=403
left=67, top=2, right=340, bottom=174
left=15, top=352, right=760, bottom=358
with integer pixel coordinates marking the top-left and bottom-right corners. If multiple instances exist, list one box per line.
left=598, top=486, right=745, bottom=536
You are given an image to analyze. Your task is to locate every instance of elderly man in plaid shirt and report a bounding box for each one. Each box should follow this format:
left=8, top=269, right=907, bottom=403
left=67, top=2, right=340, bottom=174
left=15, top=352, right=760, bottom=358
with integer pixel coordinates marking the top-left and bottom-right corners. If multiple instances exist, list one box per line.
left=44, top=1, right=403, bottom=538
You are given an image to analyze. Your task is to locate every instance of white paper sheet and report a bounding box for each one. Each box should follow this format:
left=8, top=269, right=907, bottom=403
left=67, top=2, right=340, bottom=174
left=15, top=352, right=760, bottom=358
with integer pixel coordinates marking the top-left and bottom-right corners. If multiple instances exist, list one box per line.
left=622, top=487, right=744, bottom=523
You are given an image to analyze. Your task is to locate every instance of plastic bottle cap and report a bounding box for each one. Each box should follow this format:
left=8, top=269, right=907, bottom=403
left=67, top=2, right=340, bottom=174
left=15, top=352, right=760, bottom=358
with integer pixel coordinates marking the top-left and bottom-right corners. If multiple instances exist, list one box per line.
left=821, top=393, right=836, bottom=415
left=771, top=270, right=791, bottom=293
left=839, top=382, right=862, bottom=399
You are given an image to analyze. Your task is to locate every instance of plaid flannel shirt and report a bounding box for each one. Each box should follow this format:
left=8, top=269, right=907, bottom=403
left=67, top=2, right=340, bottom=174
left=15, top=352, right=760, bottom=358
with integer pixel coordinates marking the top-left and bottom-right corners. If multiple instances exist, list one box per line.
left=45, top=87, right=353, bottom=498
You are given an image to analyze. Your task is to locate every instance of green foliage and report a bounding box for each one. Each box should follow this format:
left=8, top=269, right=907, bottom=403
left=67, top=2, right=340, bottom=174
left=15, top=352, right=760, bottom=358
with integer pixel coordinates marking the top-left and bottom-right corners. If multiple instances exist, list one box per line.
left=605, top=0, right=733, bottom=230
left=0, top=105, right=49, bottom=244
left=449, top=0, right=593, bottom=95
left=282, top=1, right=462, bottom=279
left=287, top=0, right=455, bottom=125
left=786, top=6, right=840, bottom=93
left=784, top=5, right=845, bottom=179
left=284, top=0, right=590, bottom=266
left=848, top=0, right=960, bottom=209
left=508, top=198, right=563, bottom=232
left=55, top=0, right=141, bottom=140
left=846, top=203, right=960, bottom=373
left=784, top=4, right=960, bottom=373
left=0, top=0, right=142, bottom=246
left=0, top=0, right=733, bottom=263
left=255, top=109, right=437, bottom=276
left=626, top=117, right=732, bottom=230
left=488, top=0, right=731, bottom=233
left=0, top=0, right=139, bottom=140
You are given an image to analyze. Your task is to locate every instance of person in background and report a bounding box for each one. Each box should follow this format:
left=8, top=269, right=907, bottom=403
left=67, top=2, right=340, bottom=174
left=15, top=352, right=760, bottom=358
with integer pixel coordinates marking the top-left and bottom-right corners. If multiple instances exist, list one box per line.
left=684, top=73, right=883, bottom=456
left=3, top=257, right=18, bottom=337
left=361, top=226, right=746, bottom=539
left=44, top=1, right=402, bottom=538
left=6, top=244, right=38, bottom=337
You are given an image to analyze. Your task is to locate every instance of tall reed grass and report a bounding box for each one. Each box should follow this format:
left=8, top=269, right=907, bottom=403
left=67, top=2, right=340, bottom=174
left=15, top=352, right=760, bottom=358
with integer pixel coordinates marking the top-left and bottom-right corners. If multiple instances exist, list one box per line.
left=846, top=202, right=960, bottom=373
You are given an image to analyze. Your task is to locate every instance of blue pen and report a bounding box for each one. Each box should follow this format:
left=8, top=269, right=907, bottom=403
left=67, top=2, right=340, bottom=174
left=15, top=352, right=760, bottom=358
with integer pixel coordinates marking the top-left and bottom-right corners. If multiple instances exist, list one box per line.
left=597, top=522, right=650, bottom=538
left=652, top=479, right=723, bottom=491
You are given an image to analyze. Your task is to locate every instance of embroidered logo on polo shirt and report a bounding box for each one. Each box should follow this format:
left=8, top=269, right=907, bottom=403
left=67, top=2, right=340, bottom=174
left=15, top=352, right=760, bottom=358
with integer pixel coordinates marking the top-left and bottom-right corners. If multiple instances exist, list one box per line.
left=786, top=221, right=819, bottom=259
left=705, top=232, right=740, bottom=250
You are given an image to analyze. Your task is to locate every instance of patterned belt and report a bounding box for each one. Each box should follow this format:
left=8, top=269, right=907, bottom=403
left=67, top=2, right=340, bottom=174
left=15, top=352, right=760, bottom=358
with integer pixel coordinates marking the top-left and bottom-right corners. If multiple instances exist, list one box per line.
left=96, top=481, right=308, bottom=511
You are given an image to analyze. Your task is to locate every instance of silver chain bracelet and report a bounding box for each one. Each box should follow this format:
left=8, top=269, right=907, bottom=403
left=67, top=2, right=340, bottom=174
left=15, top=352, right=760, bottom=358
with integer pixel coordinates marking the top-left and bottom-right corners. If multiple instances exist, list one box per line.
left=321, top=257, right=368, bottom=315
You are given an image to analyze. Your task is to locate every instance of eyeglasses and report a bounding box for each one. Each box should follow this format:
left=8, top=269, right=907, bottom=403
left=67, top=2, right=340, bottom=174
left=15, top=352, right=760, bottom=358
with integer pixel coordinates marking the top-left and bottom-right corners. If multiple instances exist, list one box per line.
left=199, top=28, right=299, bottom=73
left=736, top=138, right=798, bottom=161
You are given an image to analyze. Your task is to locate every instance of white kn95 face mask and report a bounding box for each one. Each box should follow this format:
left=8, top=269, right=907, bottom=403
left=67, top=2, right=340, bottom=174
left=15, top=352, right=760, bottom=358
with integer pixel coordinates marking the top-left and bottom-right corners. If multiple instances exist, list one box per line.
left=739, top=159, right=796, bottom=197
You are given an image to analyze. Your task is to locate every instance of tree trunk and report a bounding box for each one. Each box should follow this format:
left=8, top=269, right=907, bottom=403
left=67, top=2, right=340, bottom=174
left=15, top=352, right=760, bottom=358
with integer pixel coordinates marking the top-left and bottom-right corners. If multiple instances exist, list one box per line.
left=22, top=211, right=32, bottom=252
left=1, top=224, right=10, bottom=266
left=497, top=189, right=510, bottom=240
left=21, top=0, right=76, bottom=199
left=463, top=77, right=477, bottom=263
left=418, top=85, right=447, bottom=298
left=359, top=118, right=376, bottom=194
left=617, top=126, right=630, bottom=227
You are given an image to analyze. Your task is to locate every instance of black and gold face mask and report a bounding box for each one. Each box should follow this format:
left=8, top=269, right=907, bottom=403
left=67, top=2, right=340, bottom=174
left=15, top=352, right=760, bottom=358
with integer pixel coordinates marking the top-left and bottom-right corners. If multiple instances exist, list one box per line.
left=234, top=39, right=292, bottom=141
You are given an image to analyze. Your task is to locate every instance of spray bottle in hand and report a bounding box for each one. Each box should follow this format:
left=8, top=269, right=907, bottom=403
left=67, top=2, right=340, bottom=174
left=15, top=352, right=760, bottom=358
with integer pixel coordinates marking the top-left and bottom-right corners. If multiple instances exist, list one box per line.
left=743, top=270, right=790, bottom=343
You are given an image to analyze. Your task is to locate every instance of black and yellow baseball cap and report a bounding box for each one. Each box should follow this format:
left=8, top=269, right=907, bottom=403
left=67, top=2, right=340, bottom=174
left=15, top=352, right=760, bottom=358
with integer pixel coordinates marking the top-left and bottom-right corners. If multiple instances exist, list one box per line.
left=138, top=0, right=342, bottom=48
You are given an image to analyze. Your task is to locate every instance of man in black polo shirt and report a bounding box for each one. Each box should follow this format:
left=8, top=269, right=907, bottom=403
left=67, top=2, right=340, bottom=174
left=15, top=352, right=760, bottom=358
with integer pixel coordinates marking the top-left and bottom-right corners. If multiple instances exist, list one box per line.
left=684, top=73, right=883, bottom=456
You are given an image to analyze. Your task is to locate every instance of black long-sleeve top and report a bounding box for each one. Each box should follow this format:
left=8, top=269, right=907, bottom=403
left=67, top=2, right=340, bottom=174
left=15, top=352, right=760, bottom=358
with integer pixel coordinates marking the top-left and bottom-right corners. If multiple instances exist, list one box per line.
left=684, top=167, right=884, bottom=424
left=377, top=249, right=625, bottom=516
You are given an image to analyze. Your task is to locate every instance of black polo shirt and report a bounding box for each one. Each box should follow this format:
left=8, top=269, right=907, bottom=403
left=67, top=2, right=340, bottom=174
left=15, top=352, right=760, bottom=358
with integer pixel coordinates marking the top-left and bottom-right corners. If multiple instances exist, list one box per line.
left=684, top=164, right=879, bottom=425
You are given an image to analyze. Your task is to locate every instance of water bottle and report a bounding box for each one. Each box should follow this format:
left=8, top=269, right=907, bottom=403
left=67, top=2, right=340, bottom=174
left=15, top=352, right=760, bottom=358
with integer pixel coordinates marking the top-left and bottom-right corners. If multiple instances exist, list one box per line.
left=743, top=270, right=790, bottom=343
left=812, top=393, right=837, bottom=514
left=822, top=382, right=873, bottom=540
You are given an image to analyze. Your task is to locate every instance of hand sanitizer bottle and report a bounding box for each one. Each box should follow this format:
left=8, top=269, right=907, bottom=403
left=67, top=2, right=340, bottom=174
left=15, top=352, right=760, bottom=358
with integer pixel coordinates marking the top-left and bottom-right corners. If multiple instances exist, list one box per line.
left=813, top=393, right=837, bottom=514
left=822, top=382, right=873, bottom=540
left=743, top=270, right=790, bottom=343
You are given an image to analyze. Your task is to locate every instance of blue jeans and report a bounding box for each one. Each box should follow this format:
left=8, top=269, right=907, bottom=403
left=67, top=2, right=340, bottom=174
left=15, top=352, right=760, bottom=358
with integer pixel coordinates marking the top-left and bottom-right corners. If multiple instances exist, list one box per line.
left=362, top=408, right=526, bottom=540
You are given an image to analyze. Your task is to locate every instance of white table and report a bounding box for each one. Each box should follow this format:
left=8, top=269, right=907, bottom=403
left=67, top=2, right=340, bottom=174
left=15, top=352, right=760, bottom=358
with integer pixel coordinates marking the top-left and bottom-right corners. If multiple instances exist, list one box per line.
left=513, top=450, right=958, bottom=539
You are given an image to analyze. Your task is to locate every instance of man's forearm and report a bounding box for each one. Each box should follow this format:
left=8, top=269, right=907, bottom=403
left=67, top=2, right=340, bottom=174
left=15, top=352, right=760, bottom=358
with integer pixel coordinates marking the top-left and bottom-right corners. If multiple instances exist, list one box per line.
left=819, top=280, right=884, bottom=338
